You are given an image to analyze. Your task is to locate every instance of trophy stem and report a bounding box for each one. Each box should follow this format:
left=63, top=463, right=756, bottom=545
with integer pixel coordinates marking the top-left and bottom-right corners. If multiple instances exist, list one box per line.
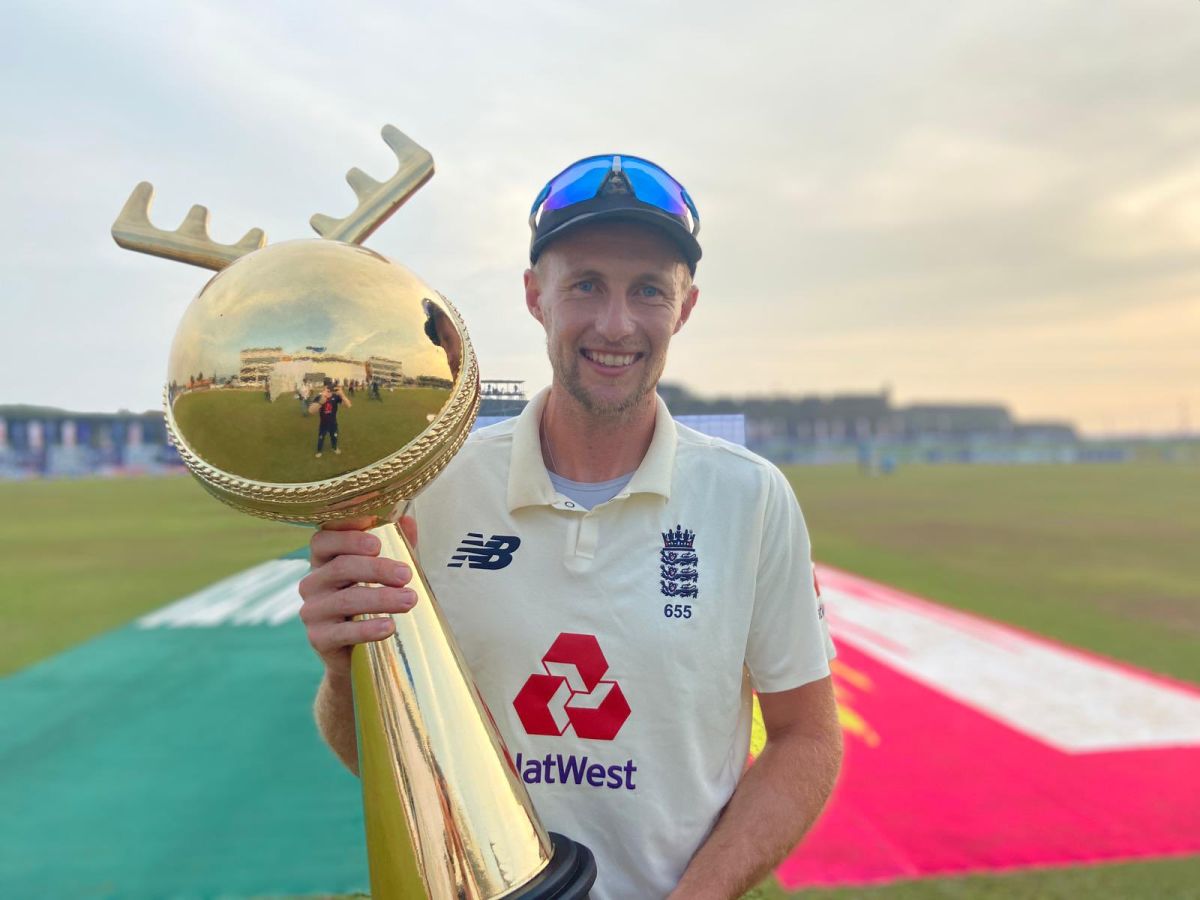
left=351, top=521, right=576, bottom=899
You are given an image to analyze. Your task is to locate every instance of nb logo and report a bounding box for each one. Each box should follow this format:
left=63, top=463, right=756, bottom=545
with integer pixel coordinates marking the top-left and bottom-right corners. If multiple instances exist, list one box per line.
left=447, top=533, right=521, bottom=570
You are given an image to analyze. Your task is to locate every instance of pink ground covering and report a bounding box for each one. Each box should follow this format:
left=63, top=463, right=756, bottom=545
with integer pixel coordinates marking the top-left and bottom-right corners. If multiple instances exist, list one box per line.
left=773, top=567, right=1200, bottom=888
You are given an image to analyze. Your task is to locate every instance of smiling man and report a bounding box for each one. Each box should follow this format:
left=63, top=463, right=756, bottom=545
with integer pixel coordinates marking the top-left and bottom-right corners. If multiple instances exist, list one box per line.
left=299, top=155, right=842, bottom=900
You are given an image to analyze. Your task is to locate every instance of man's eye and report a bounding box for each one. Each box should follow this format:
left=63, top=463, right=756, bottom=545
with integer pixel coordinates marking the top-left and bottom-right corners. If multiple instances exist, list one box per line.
left=638, top=285, right=662, bottom=298
left=576, top=280, right=595, bottom=293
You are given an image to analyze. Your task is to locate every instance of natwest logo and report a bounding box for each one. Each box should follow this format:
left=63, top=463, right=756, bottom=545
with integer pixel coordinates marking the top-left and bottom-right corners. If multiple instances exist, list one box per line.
left=513, top=633, right=631, bottom=740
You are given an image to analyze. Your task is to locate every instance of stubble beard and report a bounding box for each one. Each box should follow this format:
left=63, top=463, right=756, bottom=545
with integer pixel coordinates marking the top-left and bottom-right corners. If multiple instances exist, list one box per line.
left=550, top=340, right=666, bottom=422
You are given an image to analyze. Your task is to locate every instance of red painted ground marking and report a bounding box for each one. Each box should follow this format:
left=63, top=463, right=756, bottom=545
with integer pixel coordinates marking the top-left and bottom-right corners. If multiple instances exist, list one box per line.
left=770, top=566, right=1200, bottom=888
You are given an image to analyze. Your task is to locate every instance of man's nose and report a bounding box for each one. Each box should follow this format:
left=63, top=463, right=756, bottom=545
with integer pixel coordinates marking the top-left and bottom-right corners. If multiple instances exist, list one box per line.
left=595, top=295, right=635, bottom=342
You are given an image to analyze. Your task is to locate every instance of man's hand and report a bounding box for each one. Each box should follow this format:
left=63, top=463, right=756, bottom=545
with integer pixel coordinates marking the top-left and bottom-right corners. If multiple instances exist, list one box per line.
left=298, top=515, right=419, bottom=773
left=298, top=515, right=419, bottom=680
left=667, top=676, right=842, bottom=900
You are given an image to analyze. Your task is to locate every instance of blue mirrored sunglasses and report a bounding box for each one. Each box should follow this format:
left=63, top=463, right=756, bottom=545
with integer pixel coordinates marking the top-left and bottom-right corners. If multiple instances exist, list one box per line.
left=529, top=154, right=700, bottom=234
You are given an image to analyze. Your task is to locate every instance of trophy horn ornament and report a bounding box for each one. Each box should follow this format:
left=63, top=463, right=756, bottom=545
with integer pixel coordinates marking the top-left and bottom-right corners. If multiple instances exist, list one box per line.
left=113, top=125, right=596, bottom=899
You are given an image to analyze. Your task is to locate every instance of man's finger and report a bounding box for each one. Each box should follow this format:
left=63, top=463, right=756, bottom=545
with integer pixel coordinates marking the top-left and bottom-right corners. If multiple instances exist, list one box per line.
left=298, top=582, right=415, bottom=624
left=311, top=529, right=381, bottom=568
left=301, top=556, right=411, bottom=604
left=310, top=616, right=395, bottom=655
left=334, top=585, right=417, bottom=619
left=320, top=516, right=378, bottom=532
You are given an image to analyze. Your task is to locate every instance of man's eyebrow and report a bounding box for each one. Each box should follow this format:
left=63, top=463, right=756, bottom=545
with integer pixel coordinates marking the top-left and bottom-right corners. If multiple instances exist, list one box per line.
left=635, top=271, right=672, bottom=285
left=633, top=271, right=676, bottom=292
left=560, top=268, right=606, bottom=283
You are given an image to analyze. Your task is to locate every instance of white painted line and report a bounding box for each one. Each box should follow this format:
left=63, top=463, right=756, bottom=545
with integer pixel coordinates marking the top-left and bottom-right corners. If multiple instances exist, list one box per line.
left=137, top=559, right=308, bottom=629
left=820, top=566, right=1200, bottom=753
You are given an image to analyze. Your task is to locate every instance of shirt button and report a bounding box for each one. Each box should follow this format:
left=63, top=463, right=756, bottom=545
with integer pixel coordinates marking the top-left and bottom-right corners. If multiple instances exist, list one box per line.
left=564, top=501, right=575, bottom=508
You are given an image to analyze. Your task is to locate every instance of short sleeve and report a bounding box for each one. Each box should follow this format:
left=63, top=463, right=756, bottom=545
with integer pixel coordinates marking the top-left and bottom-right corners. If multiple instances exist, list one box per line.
left=744, top=465, right=835, bottom=693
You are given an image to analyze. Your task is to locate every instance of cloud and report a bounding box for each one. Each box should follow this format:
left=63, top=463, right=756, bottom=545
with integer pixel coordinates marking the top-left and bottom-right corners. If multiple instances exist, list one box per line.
left=3, top=0, right=1199, bottom=433
left=1092, top=160, right=1200, bottom=258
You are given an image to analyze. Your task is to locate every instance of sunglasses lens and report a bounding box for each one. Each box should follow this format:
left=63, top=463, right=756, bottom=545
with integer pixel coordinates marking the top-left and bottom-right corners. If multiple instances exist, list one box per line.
left=540, top=157, right=612, bottom=215
left=532, top=155, right=699, bottom=235
left=620, top=158, right=690, bottom=219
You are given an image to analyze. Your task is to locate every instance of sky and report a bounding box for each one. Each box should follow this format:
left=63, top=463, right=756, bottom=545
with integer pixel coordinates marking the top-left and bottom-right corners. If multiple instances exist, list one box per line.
left=3, top=0, right=1197, bottom=435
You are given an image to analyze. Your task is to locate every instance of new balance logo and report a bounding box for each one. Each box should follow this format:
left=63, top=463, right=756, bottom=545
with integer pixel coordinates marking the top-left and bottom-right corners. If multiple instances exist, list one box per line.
left=447, top=533, right=521, bottom=570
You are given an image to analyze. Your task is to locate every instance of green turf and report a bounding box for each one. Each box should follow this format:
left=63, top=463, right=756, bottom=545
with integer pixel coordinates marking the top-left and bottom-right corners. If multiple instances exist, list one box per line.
left=0, top=475, right=300, bottom=675
left=171, top=386, right=451, bottom=482
left=746, top=855, right=1200, bottom=899
left=784, top=463, right=1200, bottom=684
left=2, top=465, right=1197, bottom=898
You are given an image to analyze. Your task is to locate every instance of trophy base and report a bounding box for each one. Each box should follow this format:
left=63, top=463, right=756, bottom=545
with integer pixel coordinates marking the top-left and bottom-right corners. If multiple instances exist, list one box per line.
left=510, top=832, right=597, bottom=899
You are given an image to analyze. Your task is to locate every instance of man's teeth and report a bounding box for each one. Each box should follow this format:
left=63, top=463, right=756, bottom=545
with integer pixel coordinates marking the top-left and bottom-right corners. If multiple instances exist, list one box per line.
left=584, top=350, right=637, bottom=367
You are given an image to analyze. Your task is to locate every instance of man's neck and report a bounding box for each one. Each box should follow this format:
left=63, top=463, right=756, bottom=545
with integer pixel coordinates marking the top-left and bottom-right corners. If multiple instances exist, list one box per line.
left=540, top=386, right=657, bottom=483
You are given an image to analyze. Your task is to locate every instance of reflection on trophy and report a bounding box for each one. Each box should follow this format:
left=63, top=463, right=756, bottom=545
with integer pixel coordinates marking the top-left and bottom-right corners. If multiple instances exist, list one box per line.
left=113, top=125, right=596, bottom=899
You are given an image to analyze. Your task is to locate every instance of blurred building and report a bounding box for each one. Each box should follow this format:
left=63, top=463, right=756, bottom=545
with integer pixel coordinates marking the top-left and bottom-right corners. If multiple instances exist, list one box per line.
left=657, top=383, right=1087, bottom=465
left=0, top=406, right=179, bottom=479
left=10, top=380, right=1176, bottom=480
left=238, top=347, right=284, bottom=386
left=365, top=356, right=404, bottom=388
left=233, top=347, right=405, bottom=399
left=479, top=380, right=528, bottom=417
left=897, top=404, right=1013, bottom=439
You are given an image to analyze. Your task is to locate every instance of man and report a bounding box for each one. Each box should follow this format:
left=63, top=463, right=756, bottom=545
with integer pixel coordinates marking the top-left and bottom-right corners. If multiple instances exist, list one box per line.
left=423, top=297, right=464, bottom=380
left=309, top=380, right=350, bottom=457
left=298, top=155, right=842, bottom=899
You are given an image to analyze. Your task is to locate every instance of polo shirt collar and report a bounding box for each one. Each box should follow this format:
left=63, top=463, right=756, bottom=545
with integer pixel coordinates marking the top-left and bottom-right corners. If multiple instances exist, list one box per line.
left=507, top=387, right=678, bottom=512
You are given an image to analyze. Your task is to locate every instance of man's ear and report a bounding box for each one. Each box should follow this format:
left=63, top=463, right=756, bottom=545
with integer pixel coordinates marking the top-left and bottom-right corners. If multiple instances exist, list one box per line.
left=673, top=283, right=699, bottom=335
left=524, top=268, right=545, bottom=325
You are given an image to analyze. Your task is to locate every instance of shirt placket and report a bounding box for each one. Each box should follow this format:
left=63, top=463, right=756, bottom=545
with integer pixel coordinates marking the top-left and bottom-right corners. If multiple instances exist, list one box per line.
left=552, top=497, right=601, bottom=573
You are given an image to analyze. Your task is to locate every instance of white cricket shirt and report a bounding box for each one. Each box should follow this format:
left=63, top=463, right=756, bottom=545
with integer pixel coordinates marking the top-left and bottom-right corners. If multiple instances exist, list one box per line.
left=407, top=389, right=835, bottom=900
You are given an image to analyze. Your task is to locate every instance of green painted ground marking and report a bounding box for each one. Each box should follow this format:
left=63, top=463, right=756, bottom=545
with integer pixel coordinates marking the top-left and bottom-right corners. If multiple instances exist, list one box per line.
left=0, top=548, right=369, bottom=899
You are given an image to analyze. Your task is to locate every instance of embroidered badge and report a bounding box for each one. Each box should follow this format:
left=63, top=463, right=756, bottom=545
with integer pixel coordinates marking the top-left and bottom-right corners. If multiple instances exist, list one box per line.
left=660, top=524, right=698, bottom=598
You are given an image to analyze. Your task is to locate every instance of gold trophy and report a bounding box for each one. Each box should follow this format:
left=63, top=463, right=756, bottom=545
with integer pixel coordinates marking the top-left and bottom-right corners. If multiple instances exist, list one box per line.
left=113, top=125, right=595, bottom=899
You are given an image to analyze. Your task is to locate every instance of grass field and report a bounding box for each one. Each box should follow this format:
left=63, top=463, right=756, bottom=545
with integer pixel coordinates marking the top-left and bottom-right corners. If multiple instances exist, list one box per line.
left=748, top=855, right=1200, bottom=900
left=784, top=463, right=1200, bottom=684
left=1, top=463, right=1196, bottom=898
left=0, top=475, right=299, bottom=675
left=171, top=386, right=451, bottom=482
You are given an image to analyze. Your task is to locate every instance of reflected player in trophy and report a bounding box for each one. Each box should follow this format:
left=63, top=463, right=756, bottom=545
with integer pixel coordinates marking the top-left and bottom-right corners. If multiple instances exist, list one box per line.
left=301, top=155, right=843, bottom=899
left=310, top=379, right=351, bottom=457
left=424, top=297, right=464, bottom=380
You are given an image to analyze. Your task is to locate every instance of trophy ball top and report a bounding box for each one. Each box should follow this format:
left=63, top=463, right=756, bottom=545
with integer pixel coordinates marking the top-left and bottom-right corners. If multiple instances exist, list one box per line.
left=165, top=239, right=478, bottom=525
